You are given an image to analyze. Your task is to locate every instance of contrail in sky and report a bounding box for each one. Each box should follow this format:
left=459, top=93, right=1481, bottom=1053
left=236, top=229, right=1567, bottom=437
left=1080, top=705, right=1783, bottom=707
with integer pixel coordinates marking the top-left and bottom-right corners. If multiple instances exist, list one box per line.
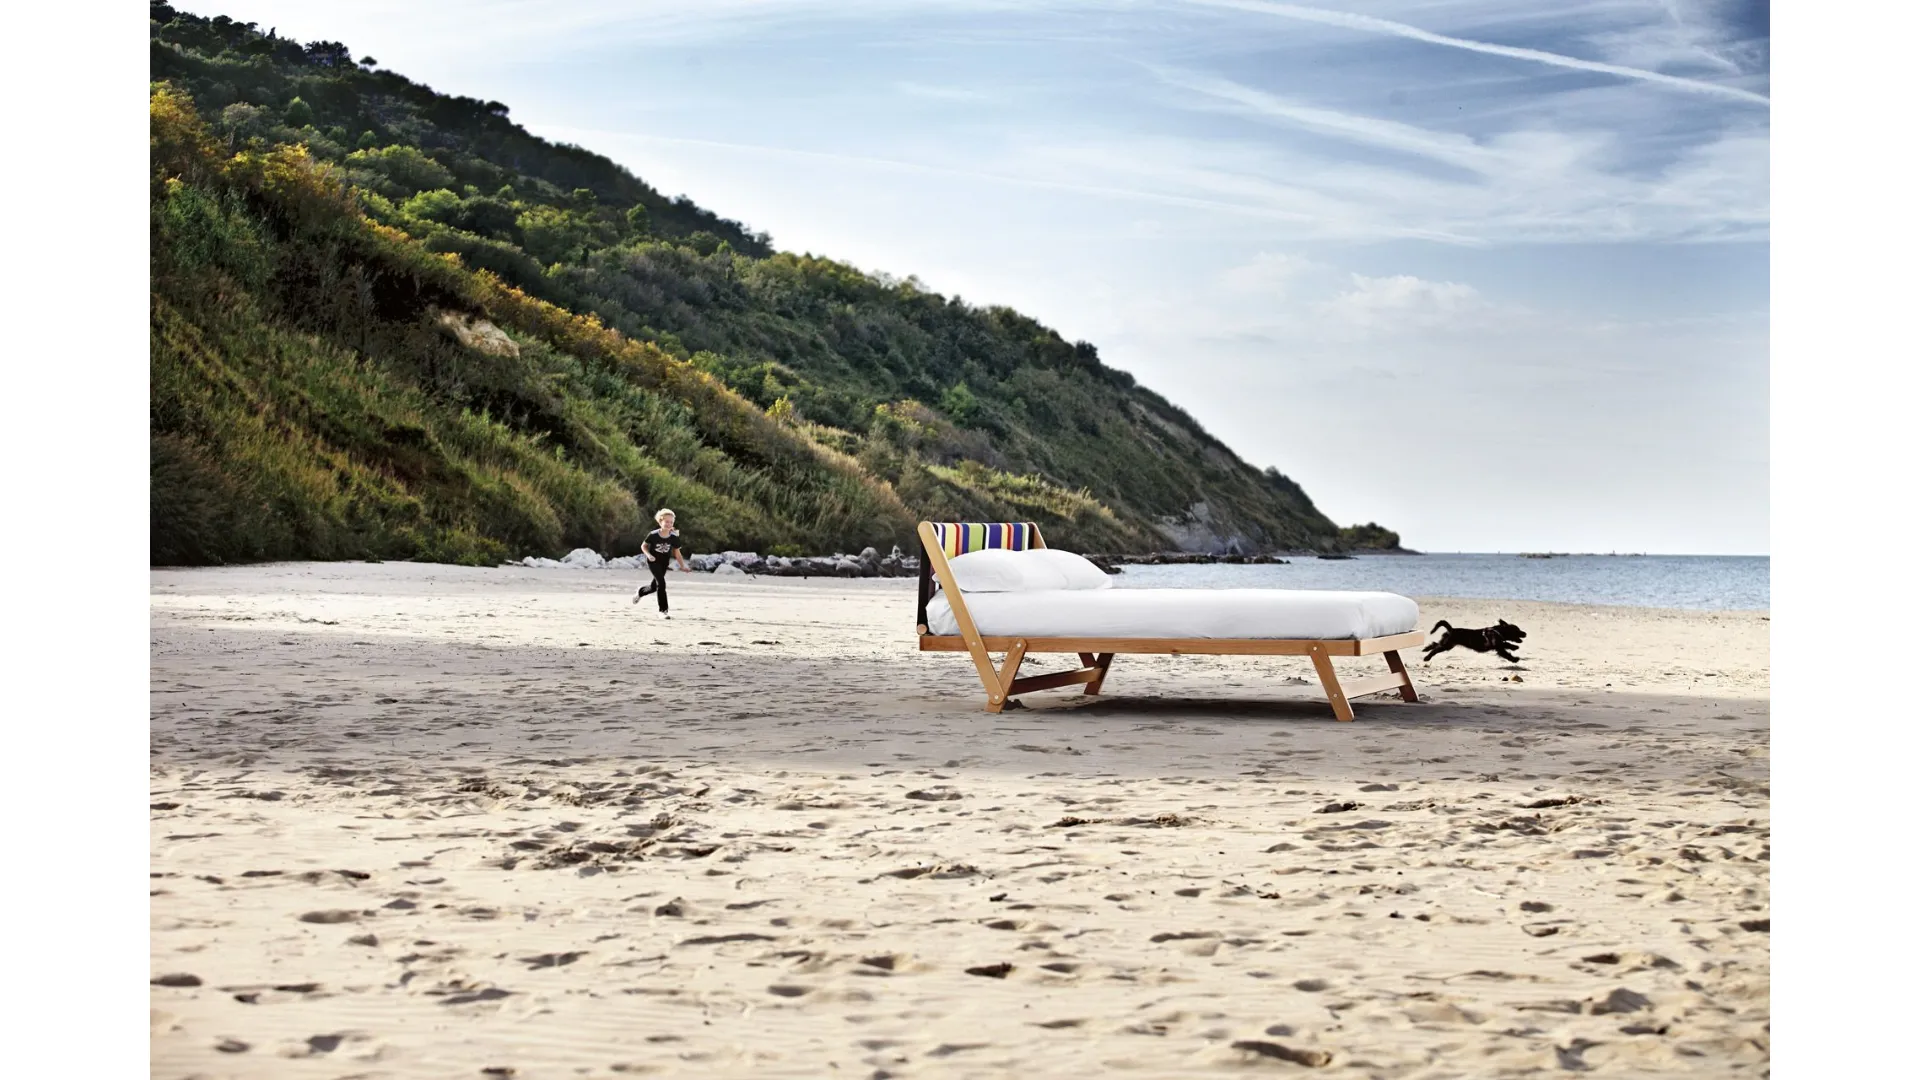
left=1187, top=0, right=1771, bottom=107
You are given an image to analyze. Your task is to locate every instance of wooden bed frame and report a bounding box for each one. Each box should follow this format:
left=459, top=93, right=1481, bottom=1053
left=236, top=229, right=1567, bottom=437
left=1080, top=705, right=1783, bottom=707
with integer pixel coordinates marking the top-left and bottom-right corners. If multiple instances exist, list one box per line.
left=914, top=521, right=1422, bottom=721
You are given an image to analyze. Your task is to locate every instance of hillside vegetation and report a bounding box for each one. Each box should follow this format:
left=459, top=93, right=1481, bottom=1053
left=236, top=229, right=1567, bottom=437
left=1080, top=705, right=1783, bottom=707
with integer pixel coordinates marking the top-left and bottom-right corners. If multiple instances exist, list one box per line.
left=150, top=2, right=1373, bottom=565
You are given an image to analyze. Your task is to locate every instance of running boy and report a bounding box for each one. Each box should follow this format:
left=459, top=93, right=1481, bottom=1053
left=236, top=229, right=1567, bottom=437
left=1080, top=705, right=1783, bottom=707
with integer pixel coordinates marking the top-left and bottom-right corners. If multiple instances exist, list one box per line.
left=632, top=508, right=691, bottom=616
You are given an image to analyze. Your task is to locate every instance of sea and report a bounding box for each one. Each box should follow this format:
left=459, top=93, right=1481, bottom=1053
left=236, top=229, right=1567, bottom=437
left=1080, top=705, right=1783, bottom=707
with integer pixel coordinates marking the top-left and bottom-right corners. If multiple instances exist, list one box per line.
left=1109, top=553, right=1769, bottom=611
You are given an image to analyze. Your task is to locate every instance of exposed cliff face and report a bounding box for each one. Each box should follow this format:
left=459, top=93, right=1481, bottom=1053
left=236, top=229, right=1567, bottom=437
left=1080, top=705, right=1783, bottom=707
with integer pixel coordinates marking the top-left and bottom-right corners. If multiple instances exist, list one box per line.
left=1156, top=502, right=1254, bottom=554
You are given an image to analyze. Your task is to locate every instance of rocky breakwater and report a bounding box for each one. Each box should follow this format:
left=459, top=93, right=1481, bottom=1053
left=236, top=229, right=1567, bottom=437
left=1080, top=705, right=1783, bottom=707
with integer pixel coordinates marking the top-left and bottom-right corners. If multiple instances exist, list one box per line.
left=1086, top=552, right=1292, bottom=570
left=512, top=546, right=920, bottom=578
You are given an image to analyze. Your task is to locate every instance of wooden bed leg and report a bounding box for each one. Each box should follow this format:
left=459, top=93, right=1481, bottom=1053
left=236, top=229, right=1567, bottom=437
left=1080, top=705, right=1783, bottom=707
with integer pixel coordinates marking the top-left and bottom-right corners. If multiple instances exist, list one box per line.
left=964, top=636, right=1007, bottom=713
left=985, top=640, right=1028, bottom=713
left=1383, top=649, right=1419, bottom=702
left=1084, top=652, right=1114, bottom=696
left=1308, top=644, right=1356, bottom=722
left=1000, top=640, right=1030, bottom=689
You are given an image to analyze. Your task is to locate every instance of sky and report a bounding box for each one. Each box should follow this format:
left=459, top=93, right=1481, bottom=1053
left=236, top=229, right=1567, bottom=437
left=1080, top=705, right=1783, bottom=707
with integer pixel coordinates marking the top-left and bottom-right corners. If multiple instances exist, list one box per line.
left=190, top=0, right=1771, bottom=554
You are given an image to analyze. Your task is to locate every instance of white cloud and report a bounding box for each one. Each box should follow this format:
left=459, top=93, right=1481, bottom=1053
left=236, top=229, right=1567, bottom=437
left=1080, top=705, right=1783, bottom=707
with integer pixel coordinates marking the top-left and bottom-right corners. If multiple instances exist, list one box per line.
left=1583, top=0, right=1757, bottom=77
left=1218, top=251, right=1322, bottom=296
left=1315, top=272, right=1507, bottom=338
left=995, top=117, right=1761, bottom=246
left=1149, top=255, right=1522, bottom=347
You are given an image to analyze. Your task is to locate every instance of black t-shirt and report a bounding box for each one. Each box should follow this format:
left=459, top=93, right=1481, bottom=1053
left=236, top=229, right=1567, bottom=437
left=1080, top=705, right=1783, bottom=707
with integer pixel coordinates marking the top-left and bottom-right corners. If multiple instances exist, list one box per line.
left=644, top=528, right=681, bottom=565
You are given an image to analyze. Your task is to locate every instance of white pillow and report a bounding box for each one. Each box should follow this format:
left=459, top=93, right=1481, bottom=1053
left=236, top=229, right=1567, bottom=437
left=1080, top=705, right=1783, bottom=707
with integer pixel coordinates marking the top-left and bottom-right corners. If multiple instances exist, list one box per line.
left=1025, top=547, right=1114, bottom=590
left=946, top=547, right=1113, bottom=592
left=946, top=548, right=1029, bottom=592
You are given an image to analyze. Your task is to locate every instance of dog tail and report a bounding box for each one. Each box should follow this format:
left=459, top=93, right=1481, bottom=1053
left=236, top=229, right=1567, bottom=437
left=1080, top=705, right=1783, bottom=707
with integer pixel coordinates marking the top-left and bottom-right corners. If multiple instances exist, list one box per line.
left=1429, top=620, right=1452, bottom=635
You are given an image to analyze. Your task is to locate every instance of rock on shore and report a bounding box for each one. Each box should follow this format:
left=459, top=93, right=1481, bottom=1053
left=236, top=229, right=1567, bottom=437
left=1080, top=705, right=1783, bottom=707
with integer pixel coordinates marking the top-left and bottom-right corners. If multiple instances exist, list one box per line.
left=1085, top=552, right=1290, bottom=568
left=512, top=546, right=920, bottom=578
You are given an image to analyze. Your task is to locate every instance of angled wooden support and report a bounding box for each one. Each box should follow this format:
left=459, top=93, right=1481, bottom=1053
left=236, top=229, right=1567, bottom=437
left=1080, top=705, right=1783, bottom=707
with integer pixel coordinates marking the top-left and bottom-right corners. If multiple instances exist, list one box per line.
left=1310, top=645, right=1421, bottom=721
left=983, top=639, right=1029, bottom=713
left=1384, top=649, right=1420, bottom=702
left=1083, top=652, right=1114, bottom=696
left=1008, top=665, right=1102, bottom=696
left=1307, top=643, right=1355, bottom=722
left=965, top=635, right=1004, bottom=711
left=1340, top=671, right=1411, bottom=700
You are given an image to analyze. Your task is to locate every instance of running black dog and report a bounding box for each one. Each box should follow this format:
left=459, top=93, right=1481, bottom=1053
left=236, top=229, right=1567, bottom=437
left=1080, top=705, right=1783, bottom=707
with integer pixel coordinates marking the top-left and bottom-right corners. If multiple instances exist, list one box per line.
left=1422, top=619, right=1526, bottom=663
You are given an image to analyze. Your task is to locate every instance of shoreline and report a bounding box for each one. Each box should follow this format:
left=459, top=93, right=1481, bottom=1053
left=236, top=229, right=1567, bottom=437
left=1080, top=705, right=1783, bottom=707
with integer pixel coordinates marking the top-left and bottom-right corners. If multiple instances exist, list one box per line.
left=154, top=559, right=1770, bottom=618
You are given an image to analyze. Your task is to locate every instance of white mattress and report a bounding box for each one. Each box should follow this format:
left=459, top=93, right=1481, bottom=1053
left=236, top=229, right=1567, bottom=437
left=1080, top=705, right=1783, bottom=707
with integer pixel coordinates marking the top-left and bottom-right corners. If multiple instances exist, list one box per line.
left=924, top=588, right=1418, bottom=641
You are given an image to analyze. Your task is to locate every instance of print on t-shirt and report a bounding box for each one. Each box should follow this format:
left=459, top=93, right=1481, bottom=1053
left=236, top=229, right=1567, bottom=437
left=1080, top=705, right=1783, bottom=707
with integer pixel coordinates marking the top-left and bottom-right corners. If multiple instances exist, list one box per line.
left=644, top=528, right=680, bottom=565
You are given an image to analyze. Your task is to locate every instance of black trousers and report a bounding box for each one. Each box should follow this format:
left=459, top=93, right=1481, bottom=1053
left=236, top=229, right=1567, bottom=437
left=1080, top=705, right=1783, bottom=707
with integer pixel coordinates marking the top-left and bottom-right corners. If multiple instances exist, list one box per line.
left=635, top=561, right=671, bottom=612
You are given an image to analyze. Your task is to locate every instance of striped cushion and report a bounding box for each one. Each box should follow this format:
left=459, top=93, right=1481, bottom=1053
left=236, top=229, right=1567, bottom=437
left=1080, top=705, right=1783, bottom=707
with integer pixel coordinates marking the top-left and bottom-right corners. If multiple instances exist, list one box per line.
left=927, top=522, right=1046, bottom=557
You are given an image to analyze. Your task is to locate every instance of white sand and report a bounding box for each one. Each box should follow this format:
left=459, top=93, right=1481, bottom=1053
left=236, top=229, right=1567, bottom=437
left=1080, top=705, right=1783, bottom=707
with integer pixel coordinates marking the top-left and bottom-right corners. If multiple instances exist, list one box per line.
left=151, top=563, right=1768, bottom=1077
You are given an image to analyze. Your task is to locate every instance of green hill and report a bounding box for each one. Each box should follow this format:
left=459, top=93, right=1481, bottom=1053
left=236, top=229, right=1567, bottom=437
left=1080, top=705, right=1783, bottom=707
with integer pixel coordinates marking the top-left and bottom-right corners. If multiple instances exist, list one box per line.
left=149, top=2, right=1374, bottom=565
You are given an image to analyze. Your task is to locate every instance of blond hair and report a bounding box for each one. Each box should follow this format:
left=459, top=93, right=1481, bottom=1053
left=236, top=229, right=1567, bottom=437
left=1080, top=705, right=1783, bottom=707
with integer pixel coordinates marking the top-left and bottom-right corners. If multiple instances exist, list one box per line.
left=654, top=508, right=676, bottom=524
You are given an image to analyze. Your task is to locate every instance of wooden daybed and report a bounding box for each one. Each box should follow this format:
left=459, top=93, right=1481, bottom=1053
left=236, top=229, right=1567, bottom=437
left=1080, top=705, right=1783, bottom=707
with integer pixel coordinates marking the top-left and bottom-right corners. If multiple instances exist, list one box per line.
left=914, top=521, right=1423, bottom=721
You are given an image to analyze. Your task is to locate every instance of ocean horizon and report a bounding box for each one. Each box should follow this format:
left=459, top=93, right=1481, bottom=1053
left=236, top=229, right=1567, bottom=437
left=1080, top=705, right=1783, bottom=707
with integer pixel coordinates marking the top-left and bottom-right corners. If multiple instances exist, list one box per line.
left=1108, top=552, right=1769, bottom=611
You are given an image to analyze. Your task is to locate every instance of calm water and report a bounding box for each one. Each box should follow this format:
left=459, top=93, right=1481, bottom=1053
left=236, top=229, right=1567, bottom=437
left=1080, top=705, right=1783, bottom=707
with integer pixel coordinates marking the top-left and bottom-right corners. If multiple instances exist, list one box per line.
left=1110, top=554, right=1769, bottom=611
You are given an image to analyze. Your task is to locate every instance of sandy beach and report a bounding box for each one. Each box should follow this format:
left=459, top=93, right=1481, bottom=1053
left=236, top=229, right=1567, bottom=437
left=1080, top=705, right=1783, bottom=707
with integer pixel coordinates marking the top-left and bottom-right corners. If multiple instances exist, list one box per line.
left=150, top=562, right=1768, bottom=1078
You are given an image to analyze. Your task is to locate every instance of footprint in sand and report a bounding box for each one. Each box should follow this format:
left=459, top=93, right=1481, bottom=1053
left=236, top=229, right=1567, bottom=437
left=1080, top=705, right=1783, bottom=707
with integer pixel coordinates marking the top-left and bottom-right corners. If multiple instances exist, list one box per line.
left=520, top=951, right=586, bottom=969
left=1588, top=988, right=1653, bottom=1014
left=965, top=962, right=1014, bottom=978
left=880, top=863, right=979, bottom=880
left=1149, top=931, right=1224, bottom=956
left=906, top=787, right=963, bottom=801
left=1231, top=1041, right=1332, bottom=1067
left=1149, top=931, right=1218, bottom=943
left=679, top=933, right=777, bottom=946
left=439, top=987, right=513, bottom=1006
left=1554, top=1039, right=1601, bottom=1069
left=298, top=910, right=363, bottom=924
